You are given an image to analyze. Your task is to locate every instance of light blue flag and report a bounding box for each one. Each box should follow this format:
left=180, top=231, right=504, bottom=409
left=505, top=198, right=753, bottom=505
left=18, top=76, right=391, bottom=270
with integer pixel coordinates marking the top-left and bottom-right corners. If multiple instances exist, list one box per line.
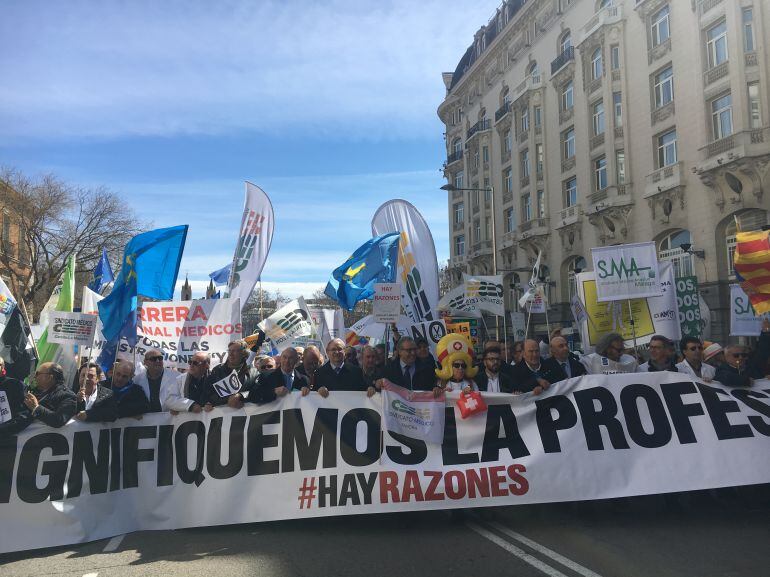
left=209, top=263, right=232, bottom=285
left=98, top=225, right=188, bottom=345
left=88, top=248, right=114, bottom=293
left=324, top=232, right=400, bottom=310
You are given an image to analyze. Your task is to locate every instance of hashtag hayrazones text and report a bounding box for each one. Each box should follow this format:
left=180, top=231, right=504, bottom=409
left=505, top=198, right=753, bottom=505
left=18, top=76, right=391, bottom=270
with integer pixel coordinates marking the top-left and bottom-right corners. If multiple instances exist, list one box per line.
left=298, top=477, right=317, bottom=509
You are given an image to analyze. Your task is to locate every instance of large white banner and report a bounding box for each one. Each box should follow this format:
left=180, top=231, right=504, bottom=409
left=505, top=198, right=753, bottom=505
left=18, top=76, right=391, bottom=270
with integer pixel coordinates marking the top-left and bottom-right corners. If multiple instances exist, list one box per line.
left=576, top=261, right=680, bottom=348
left=81, top=287, right=105, bottom=359
left=258, top=297, right=314, bottom=351
left=117, top=299, right=242, bottom=367
left=2, top=373, right=770, bottom=555
left=226, top=182, right=275, bottom=312
left=371, top=200, right=440, bottom=323
left=462, top=274, right=504, bottom=316
left=438, top=284, right=483, bottom=318
left=730, top=284, right=770, bottom=336
left=591, top=242, right=663, bottom=302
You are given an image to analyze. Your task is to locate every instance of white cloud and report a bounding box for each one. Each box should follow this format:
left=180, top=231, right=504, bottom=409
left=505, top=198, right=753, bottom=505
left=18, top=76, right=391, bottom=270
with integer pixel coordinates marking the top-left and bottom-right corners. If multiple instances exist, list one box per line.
left=174, top=278, right=324, bottom=301
left=1, top=0, right=496, bottom=141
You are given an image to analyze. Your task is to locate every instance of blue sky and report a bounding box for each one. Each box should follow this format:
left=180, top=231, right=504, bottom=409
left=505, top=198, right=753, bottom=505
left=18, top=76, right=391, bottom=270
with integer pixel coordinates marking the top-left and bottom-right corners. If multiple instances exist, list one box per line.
left=1, top=0, right=496, bottom=298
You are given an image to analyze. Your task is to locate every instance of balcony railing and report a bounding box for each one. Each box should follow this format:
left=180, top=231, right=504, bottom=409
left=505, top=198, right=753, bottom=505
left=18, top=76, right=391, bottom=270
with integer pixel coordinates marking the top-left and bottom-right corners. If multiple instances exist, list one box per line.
left=645, top=161, right=684, bottom=197
left=590, top=133, right=605, bottom=150
left=558, top=204, right=582, bottom=227
left=697, top=0, right=723, bottom=18
left=698, top=128, right=769, bottom=164
left=520, top=218, right=549, bottom=236
left=745, top=52, right=758, bottom=67
left=580, top=4, right=622, bottom=44
left=446, top=150, right=463, bottom=165
left=467, top=119, right=491, bottom=139
left=703, top=61, right=729, bottom=86
left=495, top=101, right=511, bottom=122
left=551, top=46, right=574, bottom=75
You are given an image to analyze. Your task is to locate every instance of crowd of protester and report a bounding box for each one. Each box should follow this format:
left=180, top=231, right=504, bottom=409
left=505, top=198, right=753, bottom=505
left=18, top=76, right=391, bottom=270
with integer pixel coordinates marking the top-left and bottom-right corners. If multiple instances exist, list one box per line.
left=1, top=318, right=769, bottom=437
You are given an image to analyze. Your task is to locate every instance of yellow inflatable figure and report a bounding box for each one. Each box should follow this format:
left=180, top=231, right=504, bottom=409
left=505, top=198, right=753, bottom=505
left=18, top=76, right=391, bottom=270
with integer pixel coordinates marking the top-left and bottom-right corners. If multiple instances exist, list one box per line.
left=434, top=333, right=478, bottom=381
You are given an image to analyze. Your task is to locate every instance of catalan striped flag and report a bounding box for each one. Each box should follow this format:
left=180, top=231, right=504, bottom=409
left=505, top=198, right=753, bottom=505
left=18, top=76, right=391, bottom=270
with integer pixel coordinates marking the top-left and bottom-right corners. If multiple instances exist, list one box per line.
left=734, top=229, right=770, bottom=314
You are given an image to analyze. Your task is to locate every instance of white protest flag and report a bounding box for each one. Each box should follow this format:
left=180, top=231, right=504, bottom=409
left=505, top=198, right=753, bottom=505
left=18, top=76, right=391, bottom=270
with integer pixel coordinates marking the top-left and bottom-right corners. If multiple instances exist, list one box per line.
left=591, top=241, right=662, bottom=302
left=226, top=182, right=275, bottom=312
left=462, top=274, right=504, bottom=316
left=730, top=284, right=769, bottom=336
left=570, top=293, right=588, bottom=323
left=371, top=200, right=440, bottom=323
left=518, top=251, right=542, bottom=309
left=81, top=287, right=105, bottom=359
left=309, top=307, right=345, bottom=348
left=258, top=297, right=315, bottom=351
left=381, top=379, right=445, bottom=444
left=437, top=284, right=482, bottom=318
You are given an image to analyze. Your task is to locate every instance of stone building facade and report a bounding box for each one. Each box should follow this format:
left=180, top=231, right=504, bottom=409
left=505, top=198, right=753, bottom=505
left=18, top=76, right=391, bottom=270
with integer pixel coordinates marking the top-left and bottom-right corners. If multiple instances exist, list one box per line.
left=438, top=0, right=769, bottom=344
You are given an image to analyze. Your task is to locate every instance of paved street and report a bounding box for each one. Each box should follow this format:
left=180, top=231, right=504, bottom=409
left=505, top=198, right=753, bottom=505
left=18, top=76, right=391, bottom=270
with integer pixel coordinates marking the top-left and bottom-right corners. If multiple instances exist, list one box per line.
left=3, top=490, right=769, bottom=577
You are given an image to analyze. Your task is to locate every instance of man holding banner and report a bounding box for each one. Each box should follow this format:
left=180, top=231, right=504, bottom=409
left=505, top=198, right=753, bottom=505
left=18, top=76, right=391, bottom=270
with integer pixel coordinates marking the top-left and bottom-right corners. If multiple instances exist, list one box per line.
left=247, top=347, right=309, bottom=403
left=205, top=339, right=257, bottom=408
left=313, top=339, right=366, bottom=396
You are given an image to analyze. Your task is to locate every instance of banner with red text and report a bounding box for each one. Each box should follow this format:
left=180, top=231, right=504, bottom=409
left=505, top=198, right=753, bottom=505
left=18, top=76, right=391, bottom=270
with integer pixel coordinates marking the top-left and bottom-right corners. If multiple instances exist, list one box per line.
left=117, top=298, right=242, bottom=367
left=2, top=373, right=770, bottom=554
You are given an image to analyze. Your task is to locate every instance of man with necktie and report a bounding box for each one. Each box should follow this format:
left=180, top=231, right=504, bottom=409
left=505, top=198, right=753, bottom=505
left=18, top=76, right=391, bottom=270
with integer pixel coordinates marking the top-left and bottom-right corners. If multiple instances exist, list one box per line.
left=380, top=336, right=441, bottom=394
left=313, top=339, right=366, bottom=396
left=540, top=336, right=587, bottom=384
left=247, top=347, right=309, bottom=404
left=509, top=339, right=551, bottom=395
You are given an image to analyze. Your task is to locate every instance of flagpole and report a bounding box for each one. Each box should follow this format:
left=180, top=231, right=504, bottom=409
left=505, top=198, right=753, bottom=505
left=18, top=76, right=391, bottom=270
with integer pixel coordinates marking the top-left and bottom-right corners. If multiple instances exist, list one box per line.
left=627, top=298, right=638, bottom=350
left=17, top=296, right=40, bottom=366
left=544, top=283, right=551, bottom=339
left=525, top=307, right=532, bottom=340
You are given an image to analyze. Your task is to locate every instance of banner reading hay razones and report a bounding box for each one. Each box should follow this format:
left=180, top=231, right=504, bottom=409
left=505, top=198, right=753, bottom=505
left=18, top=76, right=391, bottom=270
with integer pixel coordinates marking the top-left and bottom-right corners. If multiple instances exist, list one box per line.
left=2, top=373, right=770, bottom=554
left=118, top=298, right=242, bottom=367
left=371, top=200, right=440, bottom=323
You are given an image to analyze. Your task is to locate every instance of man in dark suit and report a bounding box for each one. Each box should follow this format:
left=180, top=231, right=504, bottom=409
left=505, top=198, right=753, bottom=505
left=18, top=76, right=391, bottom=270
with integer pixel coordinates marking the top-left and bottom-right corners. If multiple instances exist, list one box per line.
left=73, top=362, right=112, bottom=417
left=380, top=336, right=439, bottom=393
left=247, top=347, right=310, bottom=403
left=540, top=336, right=587, bottom=384
left=509, top=339, right=551, bottom=395
left=23, top=362, right=77, bottom=428
left=474, top=346, right=517, bottom=393
left=313, top=339, right=366, bottom=396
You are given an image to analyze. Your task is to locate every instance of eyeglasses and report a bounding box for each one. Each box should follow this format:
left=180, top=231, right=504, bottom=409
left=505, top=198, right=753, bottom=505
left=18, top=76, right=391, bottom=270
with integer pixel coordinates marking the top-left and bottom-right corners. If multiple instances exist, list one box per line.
left=452, top=363, right=467, bottom=368
left=146, top=356, right=163, bottom=362
left=190, top=360, right=210, bottom=366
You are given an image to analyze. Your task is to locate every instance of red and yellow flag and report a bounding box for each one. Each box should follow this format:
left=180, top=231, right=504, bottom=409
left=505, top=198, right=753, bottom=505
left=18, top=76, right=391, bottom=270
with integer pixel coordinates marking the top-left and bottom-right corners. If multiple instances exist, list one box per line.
left=734, top=230, right=770, bottom=314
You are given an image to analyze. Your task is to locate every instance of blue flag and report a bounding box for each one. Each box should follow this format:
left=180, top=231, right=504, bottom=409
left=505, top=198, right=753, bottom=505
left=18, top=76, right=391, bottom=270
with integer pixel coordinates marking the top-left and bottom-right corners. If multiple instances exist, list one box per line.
left=209, top=263, right=232, bottom=285
left=98, top=225, right=188, bottom=345
left=324, top=232, right=400, bottom=310
left=88, top=248, right=115, bottom=293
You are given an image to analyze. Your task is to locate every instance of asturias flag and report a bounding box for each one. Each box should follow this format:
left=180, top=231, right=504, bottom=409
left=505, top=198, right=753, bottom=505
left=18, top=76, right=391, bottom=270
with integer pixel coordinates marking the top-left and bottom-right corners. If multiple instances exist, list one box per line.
left=98, top=225, right=188, bottom=345
left=734, top=229, right=770, bottom=314
left=324, top=233, right=400, bottom=310
left=88, top=248, right=114, bottom=293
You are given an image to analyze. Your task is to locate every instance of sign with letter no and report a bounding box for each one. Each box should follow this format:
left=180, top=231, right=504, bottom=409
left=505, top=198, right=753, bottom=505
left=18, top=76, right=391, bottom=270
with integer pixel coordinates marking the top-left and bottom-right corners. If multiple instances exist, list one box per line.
left=409, top=319, right=447, bottom=354
left=373, top=283, right=401, bottom=323
left=676, top=276, right=701, bottom=338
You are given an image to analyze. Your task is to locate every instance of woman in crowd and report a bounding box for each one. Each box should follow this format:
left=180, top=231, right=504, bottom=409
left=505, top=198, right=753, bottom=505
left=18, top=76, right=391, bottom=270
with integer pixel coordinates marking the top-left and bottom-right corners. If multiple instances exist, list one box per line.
left=434, top=333, right=478, bottom=394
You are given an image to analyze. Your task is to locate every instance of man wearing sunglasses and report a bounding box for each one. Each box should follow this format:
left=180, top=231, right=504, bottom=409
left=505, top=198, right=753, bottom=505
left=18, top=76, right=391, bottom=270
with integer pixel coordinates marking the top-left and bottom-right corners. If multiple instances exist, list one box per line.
left=133, top=349, right=178, bottom=412
left=715, top=318, right=770, bottom=387
left=676, top=337, right=715, bottom=381
left=380, top=336, right=440, bottom=395
left=162, top=352, right=212, bottom=414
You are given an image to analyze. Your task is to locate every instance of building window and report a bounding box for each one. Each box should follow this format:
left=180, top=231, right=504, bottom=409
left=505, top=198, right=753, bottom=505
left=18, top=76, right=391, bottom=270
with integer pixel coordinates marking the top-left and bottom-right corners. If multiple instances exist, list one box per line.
left=616, top=150, right=625, bottom=184
left=657, top=129, right=677, bottom=167
left=521, top=149, right=530, bottom=177
left=482, top=145, right=489, bottom=163
left=658, top=230, right=694, bottom=278
left=653, top=65, right=674, bottom=108
left=528, top=61, right=540, bottom=80
left=711, top=93, right=733, bottom=140
left=748, top=82, right=762, bottom=129
left=454, top=171, right=464, bottom=189
left=536, top=143, right=544, bottom=176
left=453, top=138, right=462, bottom=155
left=559, top=30, right=572, bottom=54
left=474, top=221, right=481, bottom=242
left=504, top=130, right=512, bottom=153
left=564, top=177, right=577, bottom=207
left=506, top=208, right=515, bottom=233
left=522, top=193, right=532, bottom=221
left=592, top=100, right=605, bottom=136
left=563, top=127, right=575, bottom=159
left=743, top=8, right=754, bottom=52
left=454, top=202, right=464, bottom=224
left=610, top=44, right=620, bottom=70
left=473, top=150, right=479, bottom=169
left=485, top=217, right=491, bottom=240
left=591, top=47, right=603, bottom=80
left=650, top=5, right=670, bottom=47
left=484, top=188, right=491, bottom=202
left=473, top=190, right=480, bottom=209
left=505, top=168, right=513, bottom=193
left=534, top=106, right=542, bottom=127
left=561, top=80, right=574, bottom=111
left=521, top=108, right=530, bottom=133
left=455, top=235, right=465, bottom=256
left=706, top=20, right=728, bottom=68
left=613, top=92, right=622, bottom=126
left=536, top=190, right=545, bottom=218
left=567, top=256, right=587, bottom=301
left=594, top=156, right=607, bottom=190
